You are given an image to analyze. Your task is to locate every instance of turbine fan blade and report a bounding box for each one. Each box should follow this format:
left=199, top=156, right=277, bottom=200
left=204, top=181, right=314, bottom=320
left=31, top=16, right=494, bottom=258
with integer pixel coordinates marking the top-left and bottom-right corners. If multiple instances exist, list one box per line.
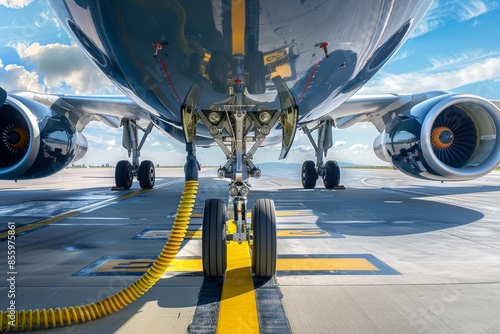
left=431, top=107, right=476, bottom=168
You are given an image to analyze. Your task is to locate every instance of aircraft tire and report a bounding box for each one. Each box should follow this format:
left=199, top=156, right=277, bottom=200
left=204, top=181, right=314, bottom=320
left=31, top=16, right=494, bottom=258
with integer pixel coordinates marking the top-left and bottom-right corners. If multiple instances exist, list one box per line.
left=202, top=199, right=227, bottom=277
left=323, top=160, right=340, bottom=189
left=209, top=50, right=230, bottom=94
left=247, top=51, right=266, bottom=94
left=138, top=160, right=155, bottom=189
left=301, top=160, right=317, bottom=189
left=251, top=199, right=277, bottom=278
left=115, top=160, right=133, bottom=189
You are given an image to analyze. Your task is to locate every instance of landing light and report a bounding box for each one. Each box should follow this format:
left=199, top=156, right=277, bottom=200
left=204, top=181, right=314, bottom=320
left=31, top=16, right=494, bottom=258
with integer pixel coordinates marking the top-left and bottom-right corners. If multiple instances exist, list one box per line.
left=208, top=112, right=221, bottom=124
left=240, top=185, right=250, bottom=197
left=228, top=185, right=239, bottom=197
left=259, top=111, right=271, bottom=124
left=261, top=125, right=271, bottom=135
left=209, top=126, right=219, bottom=136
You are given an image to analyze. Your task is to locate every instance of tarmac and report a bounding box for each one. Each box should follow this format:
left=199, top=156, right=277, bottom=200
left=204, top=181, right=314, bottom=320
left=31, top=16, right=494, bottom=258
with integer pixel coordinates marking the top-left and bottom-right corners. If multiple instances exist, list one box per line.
left=1, top=165, right=500, bottom=333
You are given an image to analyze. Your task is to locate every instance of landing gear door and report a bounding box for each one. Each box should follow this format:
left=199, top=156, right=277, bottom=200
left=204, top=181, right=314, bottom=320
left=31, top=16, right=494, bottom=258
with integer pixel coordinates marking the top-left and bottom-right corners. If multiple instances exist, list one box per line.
left=273, top=75, right=299, bottom=160
left=279, top=105, right=298, bottom=160
left=181, top=83, right=200, bottom=143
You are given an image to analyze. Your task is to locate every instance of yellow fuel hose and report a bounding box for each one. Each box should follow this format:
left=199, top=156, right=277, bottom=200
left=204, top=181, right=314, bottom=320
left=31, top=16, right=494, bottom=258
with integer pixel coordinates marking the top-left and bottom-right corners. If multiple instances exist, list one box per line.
left=1, top=180, right=198, bottom=332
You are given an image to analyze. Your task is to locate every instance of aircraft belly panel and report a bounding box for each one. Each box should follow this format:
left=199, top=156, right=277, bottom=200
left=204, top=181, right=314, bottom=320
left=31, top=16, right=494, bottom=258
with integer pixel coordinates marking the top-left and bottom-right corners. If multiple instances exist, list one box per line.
left=47, top=0, right=433, bottom=124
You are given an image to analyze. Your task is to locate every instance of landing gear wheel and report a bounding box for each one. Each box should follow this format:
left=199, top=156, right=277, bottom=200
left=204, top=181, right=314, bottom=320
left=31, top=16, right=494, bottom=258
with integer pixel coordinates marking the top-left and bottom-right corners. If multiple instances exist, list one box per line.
left=209, top=50, right=230, bottom=94
left=202, top=199, right=227, bottom=277
left=251, top=199, right=277, bottom=278
left=138, top=160, right=155, bottom=189
left=323, top=160, right=340, bottom=189
left=246, top=51, right=266, bottom=94
left=115, top=160, right=133, bottom=189
left=301, top=160, right=317, bottom=189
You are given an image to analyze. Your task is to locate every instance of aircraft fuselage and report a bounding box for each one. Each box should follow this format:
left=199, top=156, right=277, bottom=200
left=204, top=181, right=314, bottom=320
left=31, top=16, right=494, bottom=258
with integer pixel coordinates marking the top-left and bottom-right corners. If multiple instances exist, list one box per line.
left=47, top=0, right=433, bottom=139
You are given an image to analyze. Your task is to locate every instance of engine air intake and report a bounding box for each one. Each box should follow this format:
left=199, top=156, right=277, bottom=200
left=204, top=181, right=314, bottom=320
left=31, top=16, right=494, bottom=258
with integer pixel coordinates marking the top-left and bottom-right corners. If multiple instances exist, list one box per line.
left=0, top=105, right=30, bottom=168
left=431, top=106, right=477, bottom=168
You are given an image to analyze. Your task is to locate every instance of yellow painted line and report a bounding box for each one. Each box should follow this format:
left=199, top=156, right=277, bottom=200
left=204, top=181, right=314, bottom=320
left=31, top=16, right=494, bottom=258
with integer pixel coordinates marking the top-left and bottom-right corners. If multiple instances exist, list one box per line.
left=0, top=189, right=146, bottom=239
left=231, top=0, right=246, bottom=55
left=143, top=230, right=202, bottom=239
left=248, top=210, right=312, bottom=218
left=0, top=211, right=80, bottom=238
left=185, top=210, right=311, bottom=220
left=217, top=221, right=259, bottom=334
left=93, top=258, right=202, bottom=273
left=0, top=179, right=183, bottom=239
left=275, top=210, right=312, bottom=217
left=86, top=257, right=381, bottom=274
left=277, top=229, right=331, bottom=238
left=277, top=258, right=379, bottom=271
left=166, top=259, right=202, bottom=272
left=143, top=229, right=327, bottom=239
left=247, top=211, right=312, bottom=217
left=182, top=230, right=202, bottom=239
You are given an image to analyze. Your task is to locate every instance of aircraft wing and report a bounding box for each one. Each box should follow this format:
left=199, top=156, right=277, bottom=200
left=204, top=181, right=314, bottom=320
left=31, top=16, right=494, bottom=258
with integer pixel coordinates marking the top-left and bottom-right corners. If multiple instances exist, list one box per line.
left=491, top=100, right=500, bottom=110
left=326, top=92, right=500, bottom=134
left=319, top=91, right=451, bottom=132
left=1, top=89, right=159, bottom=180
left=8, top=90, right=152, bottom=131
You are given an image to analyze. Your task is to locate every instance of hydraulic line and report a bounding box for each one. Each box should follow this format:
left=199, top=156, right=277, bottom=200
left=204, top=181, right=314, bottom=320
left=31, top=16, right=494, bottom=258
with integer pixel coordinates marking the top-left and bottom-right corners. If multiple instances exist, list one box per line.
left=1, top=180, right=198, bottom=332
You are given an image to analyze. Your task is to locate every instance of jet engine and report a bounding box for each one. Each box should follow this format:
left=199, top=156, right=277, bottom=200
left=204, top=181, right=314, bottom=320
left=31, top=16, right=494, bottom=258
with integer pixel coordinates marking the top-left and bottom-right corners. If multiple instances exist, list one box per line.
left=373, top=94, right=500, bottom=181
left=0, top=94, right=88, bottom=180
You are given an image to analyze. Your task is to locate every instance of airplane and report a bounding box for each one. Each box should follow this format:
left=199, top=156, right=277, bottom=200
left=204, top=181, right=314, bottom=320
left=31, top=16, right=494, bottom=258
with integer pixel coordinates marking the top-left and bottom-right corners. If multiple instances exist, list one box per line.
left=1, top=0, right=500, bottom=279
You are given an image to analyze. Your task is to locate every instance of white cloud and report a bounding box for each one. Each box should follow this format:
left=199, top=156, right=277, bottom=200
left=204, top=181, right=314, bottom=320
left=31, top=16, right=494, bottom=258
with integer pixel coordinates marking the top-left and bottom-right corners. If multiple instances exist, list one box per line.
left=412, top=0, right=499, bottom=38
left=390, top=51, right=414, bottom=63
left=0, top=60, right=44, bottom=92
left=457, top=0, right=489, bottom=21
left=1, top=42, right=119, bottom=94
left=0, top=0, right=33, bottom=9
left=347, top=144, right=370, bottom=151
left=16, top=42, right=118, bottom=94
left=260, top=144, right=281, bottom=152
left=333, top=140, right=347, bottom=147
left=428, top=50, right=500, bottom=71
left=328, top=143, right=380, bottom=165
left=360, top=56, right=500, bottom=94
left=412, top=17, right=443, bottom=38
left=290, top=145, right=314, bottom=153
left=334, top=143, right=371, bottom=154
left=35, top=10, right=60, bottom=29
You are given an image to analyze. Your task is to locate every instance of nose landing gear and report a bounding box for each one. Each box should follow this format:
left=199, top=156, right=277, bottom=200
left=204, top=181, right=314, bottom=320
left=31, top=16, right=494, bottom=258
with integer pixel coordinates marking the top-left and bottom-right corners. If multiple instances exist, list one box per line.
left=183, top=78, right=297, bottom=277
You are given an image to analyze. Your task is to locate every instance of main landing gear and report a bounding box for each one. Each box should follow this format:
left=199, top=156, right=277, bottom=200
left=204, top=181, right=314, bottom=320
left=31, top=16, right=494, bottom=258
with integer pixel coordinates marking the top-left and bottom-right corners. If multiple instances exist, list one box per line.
left=301, top=120, right=342, bottom=189
left=114, top=119, right=156, bottom=190
left=182, top=75, right=297, bottom=278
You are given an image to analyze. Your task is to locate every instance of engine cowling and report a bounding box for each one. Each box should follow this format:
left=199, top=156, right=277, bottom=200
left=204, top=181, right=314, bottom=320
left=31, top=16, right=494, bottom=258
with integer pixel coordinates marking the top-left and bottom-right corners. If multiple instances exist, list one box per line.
left=373, top=94, right=500, bottom=181
left=0, top=94, right=88, bottom=180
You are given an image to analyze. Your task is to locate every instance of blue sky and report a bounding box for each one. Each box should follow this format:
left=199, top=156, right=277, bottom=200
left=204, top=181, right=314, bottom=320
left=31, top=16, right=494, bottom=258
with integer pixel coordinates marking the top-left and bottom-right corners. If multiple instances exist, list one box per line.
left=1, top=0, right=500, bottom=167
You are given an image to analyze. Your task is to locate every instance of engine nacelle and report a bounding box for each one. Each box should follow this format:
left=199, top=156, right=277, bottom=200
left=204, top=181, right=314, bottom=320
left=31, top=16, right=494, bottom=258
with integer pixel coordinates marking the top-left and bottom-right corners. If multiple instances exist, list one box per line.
left=374, top=94, right=500, bottom=181
left=0, top=94, right=88, bottom=180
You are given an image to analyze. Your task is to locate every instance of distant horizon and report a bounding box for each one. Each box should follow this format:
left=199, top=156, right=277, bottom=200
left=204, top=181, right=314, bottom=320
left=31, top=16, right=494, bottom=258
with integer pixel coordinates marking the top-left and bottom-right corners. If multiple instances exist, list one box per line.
left=70, top=161, right=392, bottom=168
